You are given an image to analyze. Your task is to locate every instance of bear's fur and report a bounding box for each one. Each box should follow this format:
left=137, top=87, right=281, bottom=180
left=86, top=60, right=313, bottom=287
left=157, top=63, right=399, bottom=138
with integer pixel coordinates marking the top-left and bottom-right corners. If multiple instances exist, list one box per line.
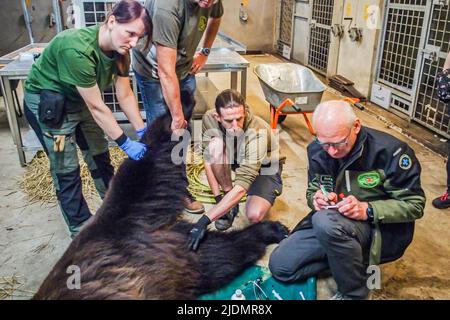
left=33, top=116, right=288, bottom=299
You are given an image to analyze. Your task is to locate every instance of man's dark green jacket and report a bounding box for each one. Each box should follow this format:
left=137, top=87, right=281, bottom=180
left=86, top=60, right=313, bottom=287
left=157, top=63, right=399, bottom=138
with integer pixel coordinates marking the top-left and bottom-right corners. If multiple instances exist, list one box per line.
left=303, top=126, right=425, bottom=265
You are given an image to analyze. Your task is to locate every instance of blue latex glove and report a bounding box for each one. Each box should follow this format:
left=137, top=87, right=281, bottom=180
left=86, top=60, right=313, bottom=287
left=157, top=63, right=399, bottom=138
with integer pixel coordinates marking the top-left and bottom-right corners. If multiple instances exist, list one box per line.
left=136, top=127, right=146, bottom=140
left=119, top=137, right=147, bottom=160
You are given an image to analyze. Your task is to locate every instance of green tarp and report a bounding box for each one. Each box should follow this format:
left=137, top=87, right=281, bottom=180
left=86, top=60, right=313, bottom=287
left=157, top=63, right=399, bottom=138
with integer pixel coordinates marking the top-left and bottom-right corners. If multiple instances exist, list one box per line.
left=199, top=265, right=316, bottom=300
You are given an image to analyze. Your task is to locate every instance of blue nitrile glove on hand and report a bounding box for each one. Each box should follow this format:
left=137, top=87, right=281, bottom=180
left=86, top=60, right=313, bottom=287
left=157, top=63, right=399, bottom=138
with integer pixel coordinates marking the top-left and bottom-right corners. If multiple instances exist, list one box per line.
left=136, top=127, right=146, bottom=140
left=115, top=133, right=147, bottom=160
left=187, top=215, right=211, bottom=251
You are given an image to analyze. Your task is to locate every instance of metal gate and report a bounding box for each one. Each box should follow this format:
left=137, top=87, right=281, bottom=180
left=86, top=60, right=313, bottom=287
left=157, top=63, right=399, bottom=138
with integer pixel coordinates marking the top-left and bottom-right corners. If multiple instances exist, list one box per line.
left=374, top=0, right=429, bottom=116
left=308, top=0, right=334, bottom=75
left=101, top=77, right=145, bottom=120
left=374, top=0, right=450, bottom=136
left=72, top=0, right=145, bottom=28
left=277, top=0, right=295, bottom=54
left=74, top=1, right=113, bottom=27
left=414, top=2, right=450, bottom=137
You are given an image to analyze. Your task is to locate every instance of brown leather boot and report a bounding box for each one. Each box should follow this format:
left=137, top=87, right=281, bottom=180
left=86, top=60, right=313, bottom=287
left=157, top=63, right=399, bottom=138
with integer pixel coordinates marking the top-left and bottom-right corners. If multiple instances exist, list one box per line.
left=183, top=196, right=205, bottom=214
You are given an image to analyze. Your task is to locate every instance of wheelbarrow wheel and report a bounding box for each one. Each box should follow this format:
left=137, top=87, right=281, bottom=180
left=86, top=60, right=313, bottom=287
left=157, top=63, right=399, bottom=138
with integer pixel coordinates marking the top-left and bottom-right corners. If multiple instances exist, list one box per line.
left=277, top=115, right=287, bottom=124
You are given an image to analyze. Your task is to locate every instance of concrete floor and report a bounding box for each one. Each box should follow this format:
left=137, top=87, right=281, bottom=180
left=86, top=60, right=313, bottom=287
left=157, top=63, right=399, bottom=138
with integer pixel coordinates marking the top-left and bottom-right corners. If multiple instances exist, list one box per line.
left=0, top=54, right=449, bottom=299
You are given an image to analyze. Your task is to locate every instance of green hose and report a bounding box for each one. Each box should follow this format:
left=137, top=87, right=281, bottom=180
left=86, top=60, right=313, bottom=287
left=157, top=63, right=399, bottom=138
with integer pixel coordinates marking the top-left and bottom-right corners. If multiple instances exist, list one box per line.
left=187, top=150, right=246, bottom=204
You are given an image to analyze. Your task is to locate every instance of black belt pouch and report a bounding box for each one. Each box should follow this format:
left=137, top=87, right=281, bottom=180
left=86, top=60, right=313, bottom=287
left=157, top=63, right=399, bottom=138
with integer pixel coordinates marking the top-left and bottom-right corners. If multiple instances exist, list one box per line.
left=38, top=90, right=66, bottom=129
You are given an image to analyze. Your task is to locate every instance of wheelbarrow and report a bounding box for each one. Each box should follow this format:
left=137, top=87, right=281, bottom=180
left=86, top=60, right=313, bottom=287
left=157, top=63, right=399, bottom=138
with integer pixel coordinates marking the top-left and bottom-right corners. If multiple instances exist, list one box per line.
left=254, top=63, right=326, bottom=133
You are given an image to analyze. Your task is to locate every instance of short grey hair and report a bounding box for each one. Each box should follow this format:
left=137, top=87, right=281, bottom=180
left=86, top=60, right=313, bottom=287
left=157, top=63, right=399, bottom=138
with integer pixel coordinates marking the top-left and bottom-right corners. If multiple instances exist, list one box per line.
left=312, top=100, right=357, bottom=130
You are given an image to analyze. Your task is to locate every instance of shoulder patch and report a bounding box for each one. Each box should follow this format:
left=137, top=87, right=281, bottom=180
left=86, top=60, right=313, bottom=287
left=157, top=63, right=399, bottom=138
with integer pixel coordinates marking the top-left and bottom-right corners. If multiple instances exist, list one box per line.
left=399, top=154, right=412, bottom=170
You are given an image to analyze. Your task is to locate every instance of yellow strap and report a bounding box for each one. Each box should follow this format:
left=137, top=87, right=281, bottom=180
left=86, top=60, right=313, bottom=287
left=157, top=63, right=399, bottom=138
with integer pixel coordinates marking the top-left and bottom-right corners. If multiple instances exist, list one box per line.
left=53, top=135, right=65, bottom=152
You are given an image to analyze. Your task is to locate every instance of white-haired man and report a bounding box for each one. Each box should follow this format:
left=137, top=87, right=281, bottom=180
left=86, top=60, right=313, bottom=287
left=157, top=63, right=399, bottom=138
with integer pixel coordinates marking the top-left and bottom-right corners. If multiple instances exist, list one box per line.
left=269, top=100, right=425, bottom=300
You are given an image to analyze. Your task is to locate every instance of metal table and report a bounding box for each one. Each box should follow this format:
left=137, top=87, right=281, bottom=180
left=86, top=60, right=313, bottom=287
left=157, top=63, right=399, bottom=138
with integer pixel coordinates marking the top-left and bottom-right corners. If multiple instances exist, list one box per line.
left=0, top=47, right=249, bottom=166
left=0, top=58, right=35, bottom=166
left=0, top=43, right=47, bottom=64
left=200, top=48, right=250, bottom=98
left=212, top=32, right=247, bottom=54
left=191, top=48, right=250, bottom=119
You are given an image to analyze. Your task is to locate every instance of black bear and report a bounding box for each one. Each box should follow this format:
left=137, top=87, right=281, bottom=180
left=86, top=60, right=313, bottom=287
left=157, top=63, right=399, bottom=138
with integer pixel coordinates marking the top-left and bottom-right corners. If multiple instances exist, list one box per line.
left=33, top=115, right=289, bottom=299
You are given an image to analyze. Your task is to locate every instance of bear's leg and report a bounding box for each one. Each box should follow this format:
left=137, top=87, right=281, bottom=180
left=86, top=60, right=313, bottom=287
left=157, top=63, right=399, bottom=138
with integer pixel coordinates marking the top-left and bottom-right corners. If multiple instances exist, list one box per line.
left=174, top=220, right=289, bottom=294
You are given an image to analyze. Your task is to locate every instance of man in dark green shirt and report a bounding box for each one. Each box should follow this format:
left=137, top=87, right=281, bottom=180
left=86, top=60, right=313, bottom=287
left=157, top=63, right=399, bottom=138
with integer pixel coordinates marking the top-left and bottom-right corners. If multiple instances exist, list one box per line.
left=132, top=0, right=224, bottom=214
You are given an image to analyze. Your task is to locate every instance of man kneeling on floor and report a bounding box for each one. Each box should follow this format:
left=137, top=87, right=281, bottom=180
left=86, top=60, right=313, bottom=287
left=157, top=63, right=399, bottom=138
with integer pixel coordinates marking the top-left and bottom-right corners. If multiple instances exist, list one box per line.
left=187, top=89, right=285, bottom=251
left=269, top=100, right=425, bottom=300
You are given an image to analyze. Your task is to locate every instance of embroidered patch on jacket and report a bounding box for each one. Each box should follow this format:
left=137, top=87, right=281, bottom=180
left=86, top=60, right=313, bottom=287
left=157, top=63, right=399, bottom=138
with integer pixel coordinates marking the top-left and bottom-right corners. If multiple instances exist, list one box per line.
left=399, top=154, right=412, bottom=170
left=198, top=16, right=207, bottom=32
left=357, top=171, right=381, bottom=188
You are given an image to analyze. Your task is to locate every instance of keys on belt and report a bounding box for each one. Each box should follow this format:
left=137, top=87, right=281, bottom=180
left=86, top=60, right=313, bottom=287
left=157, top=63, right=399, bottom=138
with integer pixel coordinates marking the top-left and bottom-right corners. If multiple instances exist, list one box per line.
left=43, top=132, right=68, bottom=152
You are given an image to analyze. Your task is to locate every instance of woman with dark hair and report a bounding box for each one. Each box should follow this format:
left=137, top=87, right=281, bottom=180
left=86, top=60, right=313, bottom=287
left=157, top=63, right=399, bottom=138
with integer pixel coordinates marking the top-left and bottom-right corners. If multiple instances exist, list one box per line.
left=23, top=0, right=152, bottom=237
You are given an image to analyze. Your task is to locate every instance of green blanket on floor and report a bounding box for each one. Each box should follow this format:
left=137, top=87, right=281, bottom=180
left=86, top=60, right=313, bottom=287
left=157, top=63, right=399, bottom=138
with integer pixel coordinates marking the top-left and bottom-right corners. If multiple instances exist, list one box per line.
left=199, top=265, right=316, bottom=300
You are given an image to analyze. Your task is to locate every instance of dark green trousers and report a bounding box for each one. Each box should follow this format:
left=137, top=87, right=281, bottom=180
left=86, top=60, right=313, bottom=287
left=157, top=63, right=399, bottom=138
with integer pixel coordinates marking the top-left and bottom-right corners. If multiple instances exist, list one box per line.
left=24, top=91, right=114, bottom=234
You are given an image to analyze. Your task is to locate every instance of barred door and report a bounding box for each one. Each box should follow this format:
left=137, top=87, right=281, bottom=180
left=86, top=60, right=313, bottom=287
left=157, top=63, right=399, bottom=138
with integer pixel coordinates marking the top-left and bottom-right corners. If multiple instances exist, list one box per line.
left=72, top=0, right=144, bottom=28
left=307, top=0, right=335, bottom=75
left=413, top=2, right=450, bottom=138
left=277, top=0, right=295, bottom=54
left=374, top=0, right=429, bottom=116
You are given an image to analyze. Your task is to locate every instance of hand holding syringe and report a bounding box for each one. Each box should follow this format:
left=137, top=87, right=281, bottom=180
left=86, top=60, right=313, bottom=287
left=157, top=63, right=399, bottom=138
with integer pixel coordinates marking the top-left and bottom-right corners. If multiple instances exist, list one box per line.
left=313, top=184, right=338, bottom=211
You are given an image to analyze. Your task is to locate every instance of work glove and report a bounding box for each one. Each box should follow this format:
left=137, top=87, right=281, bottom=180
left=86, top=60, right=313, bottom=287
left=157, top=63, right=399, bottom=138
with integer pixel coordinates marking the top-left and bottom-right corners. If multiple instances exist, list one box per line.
left=187, top=215, right=211, bottom=251
left=115, top=133, right=147, bottom=160
left=135, top=127, right=146, bottom=140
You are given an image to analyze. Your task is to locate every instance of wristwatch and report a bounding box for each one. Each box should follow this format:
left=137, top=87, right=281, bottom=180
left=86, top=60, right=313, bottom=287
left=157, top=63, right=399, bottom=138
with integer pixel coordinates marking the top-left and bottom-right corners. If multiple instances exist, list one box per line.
left=200, top=47, right=211, bottom=56
left=366, top=203, right=374, bottom=222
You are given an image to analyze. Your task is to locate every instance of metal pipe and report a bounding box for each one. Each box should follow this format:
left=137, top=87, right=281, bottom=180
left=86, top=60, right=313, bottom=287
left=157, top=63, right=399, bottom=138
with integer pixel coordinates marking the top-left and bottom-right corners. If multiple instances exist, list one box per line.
left=21, top=0, right=34, bottom=44
left=52, top=0, right=63, bottom=33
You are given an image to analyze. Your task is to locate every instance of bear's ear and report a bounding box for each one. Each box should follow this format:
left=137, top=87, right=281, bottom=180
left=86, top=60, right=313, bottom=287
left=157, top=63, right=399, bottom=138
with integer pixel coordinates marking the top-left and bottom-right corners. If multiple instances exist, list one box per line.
left=142, top=114, right=173, bottom=146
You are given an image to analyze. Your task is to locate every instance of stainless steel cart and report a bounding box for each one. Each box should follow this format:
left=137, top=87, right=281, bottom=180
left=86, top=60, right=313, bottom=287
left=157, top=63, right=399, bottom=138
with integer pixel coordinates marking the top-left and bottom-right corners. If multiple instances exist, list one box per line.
left=254, top=63, right=326, bottom=131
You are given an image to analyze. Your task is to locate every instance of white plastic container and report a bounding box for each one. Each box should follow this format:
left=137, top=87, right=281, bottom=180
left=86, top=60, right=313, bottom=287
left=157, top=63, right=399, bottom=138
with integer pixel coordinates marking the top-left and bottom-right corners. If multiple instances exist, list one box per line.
left=19, top=52, right=34, bottom=62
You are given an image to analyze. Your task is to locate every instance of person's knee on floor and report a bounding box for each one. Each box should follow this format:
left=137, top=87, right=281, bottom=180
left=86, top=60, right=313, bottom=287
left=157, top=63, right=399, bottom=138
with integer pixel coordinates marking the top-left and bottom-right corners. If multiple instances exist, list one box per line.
left=268, top=245, right=296, bottom=282
left=269, top=239, right=327, bottom=283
